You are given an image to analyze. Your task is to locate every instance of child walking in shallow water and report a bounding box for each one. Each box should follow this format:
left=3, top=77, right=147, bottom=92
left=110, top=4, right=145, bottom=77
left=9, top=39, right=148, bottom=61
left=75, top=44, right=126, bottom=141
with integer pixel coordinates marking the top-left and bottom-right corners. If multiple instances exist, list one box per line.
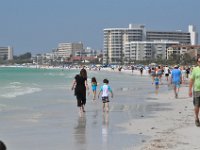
left=98, top=79, right=113, bottom=112
left=91, top=77, right=97, bottom=100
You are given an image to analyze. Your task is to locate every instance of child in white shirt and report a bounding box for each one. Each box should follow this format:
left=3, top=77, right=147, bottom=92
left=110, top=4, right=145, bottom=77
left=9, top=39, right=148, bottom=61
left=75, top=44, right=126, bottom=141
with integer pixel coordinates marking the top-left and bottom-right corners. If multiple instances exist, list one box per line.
left=98, top=79, right=113, bottom=112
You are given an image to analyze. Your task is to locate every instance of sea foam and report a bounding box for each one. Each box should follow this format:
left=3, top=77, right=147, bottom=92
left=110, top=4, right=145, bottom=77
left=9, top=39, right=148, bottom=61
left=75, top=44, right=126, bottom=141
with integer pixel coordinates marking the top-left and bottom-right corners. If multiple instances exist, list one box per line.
left=1, top=87, right=41, bottom=98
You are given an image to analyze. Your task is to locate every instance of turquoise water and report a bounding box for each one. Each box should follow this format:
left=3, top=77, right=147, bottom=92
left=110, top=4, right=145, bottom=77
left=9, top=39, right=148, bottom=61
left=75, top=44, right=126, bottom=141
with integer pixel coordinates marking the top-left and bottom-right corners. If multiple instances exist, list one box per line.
left=0, top=67, right=76, bottom=99
left=0, top=67, right=170, bottom=150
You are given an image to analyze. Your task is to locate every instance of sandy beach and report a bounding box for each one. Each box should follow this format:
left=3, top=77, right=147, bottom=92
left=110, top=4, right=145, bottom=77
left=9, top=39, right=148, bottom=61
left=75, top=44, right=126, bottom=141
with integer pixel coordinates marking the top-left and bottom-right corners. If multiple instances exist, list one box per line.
left=113, top=69, right=200, bottom=150
left=1, top=67, right=200, bottom=150
left=86, top=67, right=200, bottom=149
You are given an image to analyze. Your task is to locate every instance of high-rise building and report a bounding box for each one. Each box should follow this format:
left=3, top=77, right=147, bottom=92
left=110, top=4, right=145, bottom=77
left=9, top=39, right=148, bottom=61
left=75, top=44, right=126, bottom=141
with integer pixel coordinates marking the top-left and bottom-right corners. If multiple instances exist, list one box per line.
left=189, top=25, right=198, bottom=45
left=55, top=42, right=83, bottom=58
left=146, top=31, right=190, bottom=44
left=124, top=40, right=179, bottom=62
left=0, top=46, right=13, bottom=60
left=103, top=24, right=198, bottom=64
left=103, top=24, right=145, bottom=64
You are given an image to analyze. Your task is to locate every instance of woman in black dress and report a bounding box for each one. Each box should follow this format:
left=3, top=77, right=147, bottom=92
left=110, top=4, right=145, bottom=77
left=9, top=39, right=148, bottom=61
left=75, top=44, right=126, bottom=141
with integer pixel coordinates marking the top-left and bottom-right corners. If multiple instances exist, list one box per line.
left=72, top=68, right=89, bottom=113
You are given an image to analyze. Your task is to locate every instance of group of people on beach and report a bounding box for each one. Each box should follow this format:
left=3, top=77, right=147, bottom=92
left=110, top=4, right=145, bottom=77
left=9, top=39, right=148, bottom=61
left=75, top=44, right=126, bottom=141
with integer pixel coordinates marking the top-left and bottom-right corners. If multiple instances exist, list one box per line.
left=71, top=68, right=113, bottom=113
left=149, top=64, right=191, bottom=99
left=148, top=59, right=200, bottom=127
left=71, top=57, right=200, bottom=127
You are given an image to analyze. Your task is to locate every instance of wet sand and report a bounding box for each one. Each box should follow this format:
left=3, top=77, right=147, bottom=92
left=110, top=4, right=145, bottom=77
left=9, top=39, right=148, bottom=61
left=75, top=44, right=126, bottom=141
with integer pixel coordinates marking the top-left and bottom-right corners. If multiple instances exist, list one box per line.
left=114, top=69, right=200, bottom=150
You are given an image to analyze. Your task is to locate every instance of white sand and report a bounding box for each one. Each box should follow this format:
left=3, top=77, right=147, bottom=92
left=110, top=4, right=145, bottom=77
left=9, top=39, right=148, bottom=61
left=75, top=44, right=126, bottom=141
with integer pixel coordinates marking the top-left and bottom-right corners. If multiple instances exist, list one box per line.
left=117, top=84, right=200, bottom=150
left=100, top=68, right=200, bottom=150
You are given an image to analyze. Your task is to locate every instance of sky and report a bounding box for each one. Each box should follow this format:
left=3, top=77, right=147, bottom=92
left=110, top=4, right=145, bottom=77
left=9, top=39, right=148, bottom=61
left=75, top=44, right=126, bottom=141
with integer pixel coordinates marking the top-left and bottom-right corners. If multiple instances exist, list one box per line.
left=0, top=0, right=200, bottom=56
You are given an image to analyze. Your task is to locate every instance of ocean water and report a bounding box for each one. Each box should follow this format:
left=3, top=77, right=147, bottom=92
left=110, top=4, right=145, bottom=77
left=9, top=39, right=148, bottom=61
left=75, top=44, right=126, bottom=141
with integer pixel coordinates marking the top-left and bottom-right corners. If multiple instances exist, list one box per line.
left=0, top=67, right=170, bottom=150
left=0, top=67, right=75, bottom=99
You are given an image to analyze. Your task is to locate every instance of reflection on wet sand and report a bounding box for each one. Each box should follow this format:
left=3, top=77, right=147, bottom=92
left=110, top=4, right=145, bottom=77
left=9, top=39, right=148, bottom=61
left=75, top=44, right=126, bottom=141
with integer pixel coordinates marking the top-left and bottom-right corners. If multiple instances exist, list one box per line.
left=102, top=112, right=109, bottom=149
left=92, top=110, right=98, bottom=126
left=74, top=113, right=87, bottom=147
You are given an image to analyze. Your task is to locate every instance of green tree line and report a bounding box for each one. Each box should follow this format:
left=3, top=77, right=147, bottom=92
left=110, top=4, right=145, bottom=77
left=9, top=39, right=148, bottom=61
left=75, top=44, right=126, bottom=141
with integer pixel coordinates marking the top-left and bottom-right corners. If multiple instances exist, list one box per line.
left=0, top=52, right=32, bottom=64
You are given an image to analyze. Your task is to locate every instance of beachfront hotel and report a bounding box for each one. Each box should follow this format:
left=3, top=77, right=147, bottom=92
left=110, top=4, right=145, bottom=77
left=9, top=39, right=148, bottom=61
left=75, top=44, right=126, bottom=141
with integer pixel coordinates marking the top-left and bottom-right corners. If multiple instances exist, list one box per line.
left=55, top=42, right=84, bottom=58
left=0, top=46, right=13, bottom=60
left=103, top=24, right=198, bottom=64
left=124, top=40, right=179, bottom=62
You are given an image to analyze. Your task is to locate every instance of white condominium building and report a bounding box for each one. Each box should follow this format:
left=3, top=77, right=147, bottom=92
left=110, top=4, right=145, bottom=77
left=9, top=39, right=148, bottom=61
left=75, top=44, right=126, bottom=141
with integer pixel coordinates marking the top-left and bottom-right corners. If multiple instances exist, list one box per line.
left=0, top=46, right=13, bottom=60
left=189, top=25, right=198, bottom=45
left=56, top=42, right=83, bottom=58
left=103, top=24, right=198, bottom=64
left=103, top=24, right=146, bottom=64
left=124, top=40, right=179, bottom=63
left=146, top=31, right=190, bottom=44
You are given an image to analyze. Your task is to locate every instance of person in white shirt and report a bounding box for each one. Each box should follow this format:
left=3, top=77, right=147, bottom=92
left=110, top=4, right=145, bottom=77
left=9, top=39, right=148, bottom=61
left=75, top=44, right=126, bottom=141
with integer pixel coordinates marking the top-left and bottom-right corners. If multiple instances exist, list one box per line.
left=164, top=65, right=170, bottom=81
left=98, top=79, right=113, bottom=112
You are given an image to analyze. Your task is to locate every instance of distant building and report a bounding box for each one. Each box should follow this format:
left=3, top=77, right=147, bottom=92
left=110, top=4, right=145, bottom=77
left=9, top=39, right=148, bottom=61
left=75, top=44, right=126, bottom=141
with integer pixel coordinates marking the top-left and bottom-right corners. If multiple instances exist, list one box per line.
left=167, top=45, right=200, bottom=59
left=103, top=24, right=198, bottom=64
left=146, top=30, right=191, bottom=45
left=55, top=42, right=84, bottom=58
left=124, top=40, right=179, bottom=62
left=0, top=46, right=13, bottom=60
left=83, top=47, right=97, bottom=57
left=103, top=24, right=146, bottom=64
left=71, top=47, right=99, bottom=63
left=189, top=25, right=198, bottom=45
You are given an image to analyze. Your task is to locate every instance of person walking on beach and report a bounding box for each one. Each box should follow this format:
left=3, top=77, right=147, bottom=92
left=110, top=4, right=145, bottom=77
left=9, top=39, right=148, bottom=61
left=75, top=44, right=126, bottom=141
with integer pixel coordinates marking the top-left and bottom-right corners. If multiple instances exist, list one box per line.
left=98, top=79, right=113, bottom=112
left=72, top=68, right=89, bottom=113
left=186, top=67, right=190, bottom=78
left=171, top=65, right=182, bottom=98
left=151, top=67, right=156, bottom=84
left=164, top=65, right=170, bottom=82
left=189, top=57, right=200, bottom=127
left=181, top=66, right=186, bottom=84
left=131, top=65, right=134, bottom=74
left=156, top=65, right=163, bottom=84
left=91, top=77, right=98, bottom=100
left=154, top=74, right=160, bottom=94
left=140, top=67, right=143, bottom=76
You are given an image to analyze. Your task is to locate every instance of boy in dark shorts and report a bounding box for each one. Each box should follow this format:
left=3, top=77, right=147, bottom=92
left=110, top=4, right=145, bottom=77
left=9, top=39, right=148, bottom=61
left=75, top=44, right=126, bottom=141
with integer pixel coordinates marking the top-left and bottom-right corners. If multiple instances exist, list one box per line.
left=98, top=79, right=113, bottom=112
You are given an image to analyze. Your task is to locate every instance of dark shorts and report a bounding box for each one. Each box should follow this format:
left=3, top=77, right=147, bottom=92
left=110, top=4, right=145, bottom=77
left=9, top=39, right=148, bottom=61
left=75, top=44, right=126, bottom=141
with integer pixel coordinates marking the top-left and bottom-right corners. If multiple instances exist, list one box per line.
left=193, top=92, right=200, bottom=107
left=165, top=73, right=169, bottom=77
left=102, top=96, right=109, bottom=103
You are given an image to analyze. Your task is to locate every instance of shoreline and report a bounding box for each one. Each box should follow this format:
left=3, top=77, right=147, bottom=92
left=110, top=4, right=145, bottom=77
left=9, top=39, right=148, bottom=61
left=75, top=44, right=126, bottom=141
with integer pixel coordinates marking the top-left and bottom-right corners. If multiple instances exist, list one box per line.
left=98, top=68, right=200, bottom=149
left=1, top=66, right=199, bottom=149
left=118, top=85, right=199, bottom=150
left=91, top=67, right=200, bottom=149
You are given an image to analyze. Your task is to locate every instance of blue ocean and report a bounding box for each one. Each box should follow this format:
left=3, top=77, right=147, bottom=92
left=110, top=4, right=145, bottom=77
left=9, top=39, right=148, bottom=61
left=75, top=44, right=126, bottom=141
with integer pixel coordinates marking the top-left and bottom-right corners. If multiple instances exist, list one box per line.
left=0, top=67, right=168, bottom=150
